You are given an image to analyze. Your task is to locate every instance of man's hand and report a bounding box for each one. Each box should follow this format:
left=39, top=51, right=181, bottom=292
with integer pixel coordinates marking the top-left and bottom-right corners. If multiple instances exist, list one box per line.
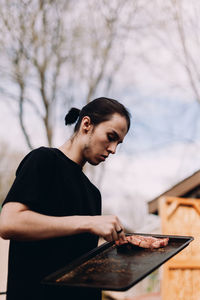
left=88, top=215, right=126, bottom=242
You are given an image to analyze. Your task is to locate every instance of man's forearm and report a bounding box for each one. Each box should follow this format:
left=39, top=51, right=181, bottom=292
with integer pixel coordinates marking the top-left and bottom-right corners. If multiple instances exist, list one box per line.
left=0, top=203, right=92, bottom=241
left=0, top=202, right=126, bottom=242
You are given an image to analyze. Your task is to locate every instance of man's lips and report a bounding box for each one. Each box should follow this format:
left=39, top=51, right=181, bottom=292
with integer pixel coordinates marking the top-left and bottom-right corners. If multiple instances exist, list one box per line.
left=100, top=155, right=108, bottom=161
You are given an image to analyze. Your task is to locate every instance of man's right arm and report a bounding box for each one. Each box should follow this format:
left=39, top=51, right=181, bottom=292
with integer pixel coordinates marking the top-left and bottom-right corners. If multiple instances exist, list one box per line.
left=0, top=202, right=126, bottom=242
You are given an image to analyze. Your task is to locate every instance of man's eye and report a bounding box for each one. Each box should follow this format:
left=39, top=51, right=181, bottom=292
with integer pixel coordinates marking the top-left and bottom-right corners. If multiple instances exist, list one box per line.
left=107, top=135, right=114, bottom=142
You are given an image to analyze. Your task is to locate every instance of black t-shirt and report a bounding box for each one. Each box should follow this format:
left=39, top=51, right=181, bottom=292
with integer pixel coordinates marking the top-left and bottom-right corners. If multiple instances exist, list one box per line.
left=3, top=147, right=102, bottom=300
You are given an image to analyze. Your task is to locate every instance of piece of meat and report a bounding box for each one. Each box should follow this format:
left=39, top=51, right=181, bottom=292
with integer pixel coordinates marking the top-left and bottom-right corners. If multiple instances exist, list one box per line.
left=115, top=235, right=169, bottom=249
left=115, top=239, right=129, bottom=246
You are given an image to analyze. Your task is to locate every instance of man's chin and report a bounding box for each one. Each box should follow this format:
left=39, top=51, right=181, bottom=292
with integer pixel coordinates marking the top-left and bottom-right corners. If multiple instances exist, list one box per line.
left=88, top=161, right=100, bottom=166
left=87, top=158, right=102, bottom=166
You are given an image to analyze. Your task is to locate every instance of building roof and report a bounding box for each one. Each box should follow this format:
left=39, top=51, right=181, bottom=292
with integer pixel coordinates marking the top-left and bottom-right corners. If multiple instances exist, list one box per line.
left=148, top=170, right=200, bottom=214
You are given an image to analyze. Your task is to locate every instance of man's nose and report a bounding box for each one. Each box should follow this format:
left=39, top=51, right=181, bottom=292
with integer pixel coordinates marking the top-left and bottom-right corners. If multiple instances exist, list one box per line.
left=107, top=143, right=117, bottom=154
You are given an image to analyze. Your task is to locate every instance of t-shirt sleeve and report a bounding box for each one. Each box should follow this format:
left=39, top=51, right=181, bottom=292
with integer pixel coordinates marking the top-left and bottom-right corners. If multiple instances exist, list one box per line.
left=2, top=148, right=53, bottom=212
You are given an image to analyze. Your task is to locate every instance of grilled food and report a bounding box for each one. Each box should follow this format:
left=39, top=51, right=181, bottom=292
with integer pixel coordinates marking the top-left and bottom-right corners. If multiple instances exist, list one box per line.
left=116, top=235, right=169, bottom=249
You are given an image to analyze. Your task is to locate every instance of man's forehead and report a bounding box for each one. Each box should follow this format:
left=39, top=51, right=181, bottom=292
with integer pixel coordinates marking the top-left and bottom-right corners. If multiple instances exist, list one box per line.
left=101, top=115, right=128, bottom=136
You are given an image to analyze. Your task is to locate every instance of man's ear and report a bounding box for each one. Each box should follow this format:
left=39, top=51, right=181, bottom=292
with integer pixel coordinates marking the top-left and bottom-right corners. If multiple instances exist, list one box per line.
left=81, top=116, right=92, bottom=133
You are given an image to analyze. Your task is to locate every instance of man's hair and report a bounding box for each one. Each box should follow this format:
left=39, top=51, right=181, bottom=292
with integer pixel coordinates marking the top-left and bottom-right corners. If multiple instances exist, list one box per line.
left=65, top=97, right=131, bottom=132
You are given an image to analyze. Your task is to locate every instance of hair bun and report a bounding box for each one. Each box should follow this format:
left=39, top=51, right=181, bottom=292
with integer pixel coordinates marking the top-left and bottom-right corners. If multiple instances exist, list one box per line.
left=65, top=108, right=80, bottom=125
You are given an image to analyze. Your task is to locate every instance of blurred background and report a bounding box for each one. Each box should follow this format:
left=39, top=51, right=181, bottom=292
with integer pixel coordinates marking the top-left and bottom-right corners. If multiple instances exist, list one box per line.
left=0, top=0, right=200, bottom=299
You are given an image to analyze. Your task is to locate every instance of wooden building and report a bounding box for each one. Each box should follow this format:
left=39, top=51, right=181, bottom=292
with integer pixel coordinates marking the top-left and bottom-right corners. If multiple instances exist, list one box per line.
left=148, top=170, right=200, bottom=214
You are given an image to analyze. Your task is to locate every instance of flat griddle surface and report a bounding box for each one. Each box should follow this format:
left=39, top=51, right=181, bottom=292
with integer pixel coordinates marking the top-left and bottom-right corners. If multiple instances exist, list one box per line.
left=43, top=233, right=193, bottom=291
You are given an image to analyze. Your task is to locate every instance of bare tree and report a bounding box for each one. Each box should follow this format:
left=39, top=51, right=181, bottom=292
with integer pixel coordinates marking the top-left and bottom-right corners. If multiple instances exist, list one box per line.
left=70, top=0, right=138, bottom=104
left=0, top=0, right=71, bottom=148
left=139, top=0, right=200, bottom=105
left=0, top=0, right=141, bottom=150
left=170, top=0, right=200, bottom=103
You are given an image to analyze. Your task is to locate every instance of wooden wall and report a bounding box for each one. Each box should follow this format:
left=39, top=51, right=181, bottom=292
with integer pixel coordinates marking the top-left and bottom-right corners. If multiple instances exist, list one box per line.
left=159, top=196, right=200, bottom=300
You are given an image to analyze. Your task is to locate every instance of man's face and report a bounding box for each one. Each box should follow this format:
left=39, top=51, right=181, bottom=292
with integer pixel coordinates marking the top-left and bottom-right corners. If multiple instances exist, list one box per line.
left=83, top=113, right=128, bottom=165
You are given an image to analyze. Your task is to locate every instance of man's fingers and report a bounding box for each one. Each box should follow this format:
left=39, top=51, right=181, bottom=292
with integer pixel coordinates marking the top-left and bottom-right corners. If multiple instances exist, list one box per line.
left=118, top=230, right=126, bottom=241
left=105, top=234, right=113, bottom=242
left=115, top=223, right=126, bottom=241
left=112, top=230, right=119, bottom=241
